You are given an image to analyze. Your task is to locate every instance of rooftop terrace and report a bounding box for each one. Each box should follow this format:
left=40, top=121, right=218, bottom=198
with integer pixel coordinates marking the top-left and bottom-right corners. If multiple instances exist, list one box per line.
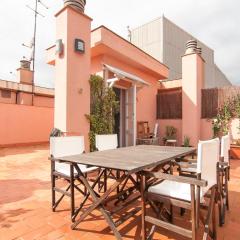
left=0, top=144, right=239, bottom=240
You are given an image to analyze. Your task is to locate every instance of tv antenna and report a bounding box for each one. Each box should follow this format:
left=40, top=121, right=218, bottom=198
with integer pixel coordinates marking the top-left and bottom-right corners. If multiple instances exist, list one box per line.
left=22, top=0, right=49, bottom=86
left=127, top=26, right=132, bottom=42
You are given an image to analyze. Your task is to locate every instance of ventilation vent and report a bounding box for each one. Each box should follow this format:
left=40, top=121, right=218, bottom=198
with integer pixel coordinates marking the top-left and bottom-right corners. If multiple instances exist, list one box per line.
left=63, top=0, right=86, bottom=12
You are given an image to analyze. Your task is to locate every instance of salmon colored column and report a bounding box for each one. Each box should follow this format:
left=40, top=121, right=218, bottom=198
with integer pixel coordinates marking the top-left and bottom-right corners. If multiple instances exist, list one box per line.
left=55, top=6, right=92, bottom=151
left=182, top=40, right=205, bottom=146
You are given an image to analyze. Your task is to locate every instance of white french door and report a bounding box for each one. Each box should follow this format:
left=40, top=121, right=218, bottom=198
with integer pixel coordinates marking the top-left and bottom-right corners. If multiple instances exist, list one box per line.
left=125, top=85, right=137, bottom=146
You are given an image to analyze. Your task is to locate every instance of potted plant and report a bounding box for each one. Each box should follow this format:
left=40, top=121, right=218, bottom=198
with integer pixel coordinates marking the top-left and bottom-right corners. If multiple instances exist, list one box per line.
left=230, top=139, right=240, bottom=159
left=162, top=126, right=177, bottom=145
left=183, top=135, right=191, bottom=147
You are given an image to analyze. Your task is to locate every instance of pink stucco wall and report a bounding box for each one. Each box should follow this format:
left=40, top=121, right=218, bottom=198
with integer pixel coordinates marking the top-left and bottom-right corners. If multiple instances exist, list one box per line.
left=200, top=119, right=213, bottom=140
left=17, top=92, right=33, bottom=106
left=0, top=90, right=16, bottom=104
left=0, top=103, right=53, bottom=146
left=34, top=95, right=54, bottom=108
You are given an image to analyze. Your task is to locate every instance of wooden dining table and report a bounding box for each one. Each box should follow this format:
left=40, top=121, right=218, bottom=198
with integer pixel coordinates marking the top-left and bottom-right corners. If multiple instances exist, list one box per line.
left=53, top=145, right=196, bottom=240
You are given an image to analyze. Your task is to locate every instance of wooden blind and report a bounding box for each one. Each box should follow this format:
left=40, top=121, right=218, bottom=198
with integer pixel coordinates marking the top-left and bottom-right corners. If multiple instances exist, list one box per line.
left=157, top=88, right=182, bottom=119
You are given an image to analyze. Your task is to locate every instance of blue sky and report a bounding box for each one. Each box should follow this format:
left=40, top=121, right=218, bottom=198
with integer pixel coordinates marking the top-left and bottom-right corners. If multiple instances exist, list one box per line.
left=0, top=0, right=239, bottom=87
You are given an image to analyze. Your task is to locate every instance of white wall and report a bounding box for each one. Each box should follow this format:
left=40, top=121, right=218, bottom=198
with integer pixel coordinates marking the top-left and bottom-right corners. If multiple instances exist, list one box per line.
left=131, top=16, right=232, bottom=88
left=214, top=64, right=232, bottom=87
left=131, top=18, right=163, bottom=62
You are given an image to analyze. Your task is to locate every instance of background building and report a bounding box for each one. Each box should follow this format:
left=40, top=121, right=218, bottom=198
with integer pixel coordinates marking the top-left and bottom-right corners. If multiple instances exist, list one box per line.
left=131, top=16, right=232, bottom=88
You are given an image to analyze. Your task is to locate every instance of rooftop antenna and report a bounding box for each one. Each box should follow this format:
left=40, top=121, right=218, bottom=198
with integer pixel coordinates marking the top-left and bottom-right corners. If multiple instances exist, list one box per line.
left=23, top=0, right=49, bottom=85
left=127, top=26, right=132, bottom=42
left=23, top=0, right=48, bottom=104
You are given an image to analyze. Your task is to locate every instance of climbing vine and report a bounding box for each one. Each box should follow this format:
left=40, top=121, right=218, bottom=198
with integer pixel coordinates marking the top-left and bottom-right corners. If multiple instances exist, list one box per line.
left=86, top=75, right=119, bottom=152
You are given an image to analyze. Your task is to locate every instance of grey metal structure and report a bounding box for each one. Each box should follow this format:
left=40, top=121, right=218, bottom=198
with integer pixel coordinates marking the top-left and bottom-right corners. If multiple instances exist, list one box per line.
left=131, top=16, right=232, bottom=88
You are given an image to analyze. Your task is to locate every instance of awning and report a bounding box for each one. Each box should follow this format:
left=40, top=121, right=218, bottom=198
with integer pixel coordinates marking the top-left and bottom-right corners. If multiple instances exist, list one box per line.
left=103, top=64, right=150, bottom=87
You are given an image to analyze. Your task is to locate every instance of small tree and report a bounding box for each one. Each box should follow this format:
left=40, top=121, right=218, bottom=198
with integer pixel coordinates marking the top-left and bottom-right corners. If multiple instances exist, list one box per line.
left=212, top=94, right=240, bottom=138
left=235, top=95, right=240, bottom=134
left=86, top=75, right=119, bottom=151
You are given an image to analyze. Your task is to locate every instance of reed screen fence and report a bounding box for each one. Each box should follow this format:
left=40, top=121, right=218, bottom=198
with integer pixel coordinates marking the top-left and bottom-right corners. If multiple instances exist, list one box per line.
left=157, top=87, right=240, bottom=119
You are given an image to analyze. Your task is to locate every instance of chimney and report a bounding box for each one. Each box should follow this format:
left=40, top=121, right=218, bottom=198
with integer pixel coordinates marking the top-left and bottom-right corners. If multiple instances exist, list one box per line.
left=63, top=0, right=86, bottom=12
left=17, top=59, right=33, bottom=85
left=182, top=39, right=205, bottom=146
left=185, top=39, right=197, bottom=55
left=55, top=0, right=91, bottom=151
left=20, top=60, right=31, bottom=70
left=196, top=47, right=202, bottom=56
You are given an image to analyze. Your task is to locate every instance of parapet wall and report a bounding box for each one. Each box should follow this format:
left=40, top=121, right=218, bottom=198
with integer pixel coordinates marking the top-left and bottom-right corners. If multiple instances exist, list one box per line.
left=0, top=103, right=54, bottom=147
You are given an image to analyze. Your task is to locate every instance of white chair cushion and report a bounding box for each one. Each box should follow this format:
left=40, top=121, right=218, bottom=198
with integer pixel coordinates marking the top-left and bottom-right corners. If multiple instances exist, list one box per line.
left=55, top=162, right=98, bottom=177
left=221, top=134, right=230, bottom=163
left=180, top=167, right=197, bottom=173
left=51, top=136, right=98, bottom=177
left=166, top=139, right=177, bottom=143
left=178, top=162, right=197, bottom=173
left=50, top=136, right=85, bottom=157
left=95, top=134, right=118, bottom=151
left=148, top=180, right=204, bottom=203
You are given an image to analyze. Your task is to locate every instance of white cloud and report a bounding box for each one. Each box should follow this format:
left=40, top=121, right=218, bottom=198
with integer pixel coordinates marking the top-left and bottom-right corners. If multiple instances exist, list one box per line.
left=0, top=0, right=239, bottom=87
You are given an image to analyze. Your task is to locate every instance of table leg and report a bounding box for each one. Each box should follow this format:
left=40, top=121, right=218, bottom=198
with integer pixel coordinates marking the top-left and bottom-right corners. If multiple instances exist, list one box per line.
left=72, top=164, right=127, bottom=240
left=140, top=173, right=146, bottom=240
left=72, top=169, right=105, bottom=222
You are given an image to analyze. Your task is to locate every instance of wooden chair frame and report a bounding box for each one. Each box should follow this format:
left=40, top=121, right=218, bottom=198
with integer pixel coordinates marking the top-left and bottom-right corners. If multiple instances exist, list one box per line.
left=217, top=156, right=230, bottom=225
left=141, top=171, right=217, bottom=240
left=176, top=153, right=230, bottom=227
left=51, top=158, right=99, bottom=222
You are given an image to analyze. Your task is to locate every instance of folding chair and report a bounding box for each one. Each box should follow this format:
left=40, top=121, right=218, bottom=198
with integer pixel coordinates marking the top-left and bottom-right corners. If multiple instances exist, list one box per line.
left=142, top=138, right=219, bottom=240
left=218, top=134, right=230, bottom=225
left=95, top=134, right=139, bottom=204
left=50, top=136, right=98, bottom=221
left=95, top=134, right=118, bottom=192
left=150, top=123, right=160, bottom=145
left=177, top=135, right=230, bottom=226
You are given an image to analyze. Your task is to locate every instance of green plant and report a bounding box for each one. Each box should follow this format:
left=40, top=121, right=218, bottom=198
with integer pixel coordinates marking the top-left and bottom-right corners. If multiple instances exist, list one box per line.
left=183, top=136, right=191, bottom=147
left=163, top=126, right=177, bottom=143
left=85, top=75, right=119, bottom=152
left=234, top=95, right=240, bottom=134
left=212, top=94, right=240, bottom=138
left=212, top=100, right=233, bottom=137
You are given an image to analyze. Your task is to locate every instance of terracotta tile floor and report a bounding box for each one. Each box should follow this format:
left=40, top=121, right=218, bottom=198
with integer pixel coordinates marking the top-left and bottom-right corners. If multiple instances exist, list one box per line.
left=0, top=144, right=240, bottom=240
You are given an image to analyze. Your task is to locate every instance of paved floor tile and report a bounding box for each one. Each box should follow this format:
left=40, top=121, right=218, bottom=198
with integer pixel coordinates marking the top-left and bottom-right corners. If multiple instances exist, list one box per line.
left=0, top=144, right=240, bottom=239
